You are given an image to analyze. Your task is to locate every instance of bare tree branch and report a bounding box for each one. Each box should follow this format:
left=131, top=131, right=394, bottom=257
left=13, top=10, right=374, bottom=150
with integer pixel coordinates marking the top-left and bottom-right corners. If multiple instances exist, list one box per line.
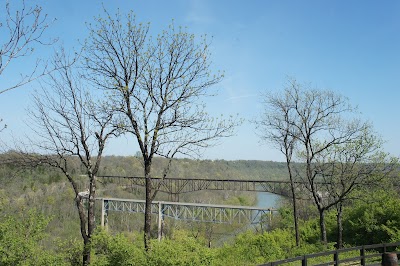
left=0, top=0, right=57, bottom=94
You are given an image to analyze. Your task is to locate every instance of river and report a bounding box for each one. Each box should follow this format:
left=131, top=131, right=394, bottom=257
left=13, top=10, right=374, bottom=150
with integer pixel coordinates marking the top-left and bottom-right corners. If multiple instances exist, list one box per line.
left=256, top=192, right=282, bottom=209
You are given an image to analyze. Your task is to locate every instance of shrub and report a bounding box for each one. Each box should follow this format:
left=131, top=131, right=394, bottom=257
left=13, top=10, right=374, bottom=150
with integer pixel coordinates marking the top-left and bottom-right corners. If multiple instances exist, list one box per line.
left=147, top=230, right=215, bottom=266
left=343, top=190, right=400, bottom=245
left=91, top=229, right=147, bottom=266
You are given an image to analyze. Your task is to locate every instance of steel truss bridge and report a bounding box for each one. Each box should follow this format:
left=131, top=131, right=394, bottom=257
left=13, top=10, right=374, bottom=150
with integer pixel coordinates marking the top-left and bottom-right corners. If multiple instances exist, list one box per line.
left=98, top=197, right=276, bottom=240
left=97, top=175, right=302, bottom=200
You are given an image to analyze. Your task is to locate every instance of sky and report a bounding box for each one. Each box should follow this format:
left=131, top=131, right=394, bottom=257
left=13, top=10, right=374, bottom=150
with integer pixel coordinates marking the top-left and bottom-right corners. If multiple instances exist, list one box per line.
left=1, top=0, right=400, bottom=161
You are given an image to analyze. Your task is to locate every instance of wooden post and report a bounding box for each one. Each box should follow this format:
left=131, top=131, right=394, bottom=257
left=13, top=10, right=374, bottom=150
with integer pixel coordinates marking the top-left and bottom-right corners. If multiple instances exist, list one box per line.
left=333, top=250, right=339, bottom=266
left=302, top=255, right=307, bottom=266
left=360, top=246, right=365, bottom=266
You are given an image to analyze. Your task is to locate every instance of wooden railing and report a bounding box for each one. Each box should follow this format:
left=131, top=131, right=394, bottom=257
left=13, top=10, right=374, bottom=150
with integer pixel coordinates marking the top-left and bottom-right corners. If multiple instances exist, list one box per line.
left=261, top=242, right=400, bottom=266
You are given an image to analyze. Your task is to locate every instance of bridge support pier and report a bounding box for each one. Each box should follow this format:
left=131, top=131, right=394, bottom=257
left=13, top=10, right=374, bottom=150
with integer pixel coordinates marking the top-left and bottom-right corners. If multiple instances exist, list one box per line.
left=157, top=201, right=164, bottom=241
left=101, top=199, right=109, bottom=230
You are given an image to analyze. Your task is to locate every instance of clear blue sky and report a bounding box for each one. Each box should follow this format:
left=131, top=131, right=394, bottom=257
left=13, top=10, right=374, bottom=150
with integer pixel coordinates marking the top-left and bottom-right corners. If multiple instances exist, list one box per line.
left=1, top=0, right=399, bottom=161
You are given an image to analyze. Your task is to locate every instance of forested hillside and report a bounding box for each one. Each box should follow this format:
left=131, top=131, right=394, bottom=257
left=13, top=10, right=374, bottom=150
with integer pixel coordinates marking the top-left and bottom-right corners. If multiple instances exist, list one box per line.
left=98, top=156, right=289, bottom=180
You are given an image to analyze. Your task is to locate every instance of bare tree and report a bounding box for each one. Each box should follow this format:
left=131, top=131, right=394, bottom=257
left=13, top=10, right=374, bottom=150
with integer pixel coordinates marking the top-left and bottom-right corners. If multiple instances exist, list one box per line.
left=82, top=9, right=240, bottom=250
left=28, top=51, right=117, bottom=265
left=256, top=86, right=301, bottom=246
left=0, top=0, right=56, bottom=94
left=259, top=78, right=393, bottom=244
left=281, top=79, right=358, bottom=243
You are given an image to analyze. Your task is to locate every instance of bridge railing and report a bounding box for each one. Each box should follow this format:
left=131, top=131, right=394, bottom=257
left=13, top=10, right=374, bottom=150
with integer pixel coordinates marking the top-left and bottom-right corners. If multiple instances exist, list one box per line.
left=260, top=242, right=400, bottom=266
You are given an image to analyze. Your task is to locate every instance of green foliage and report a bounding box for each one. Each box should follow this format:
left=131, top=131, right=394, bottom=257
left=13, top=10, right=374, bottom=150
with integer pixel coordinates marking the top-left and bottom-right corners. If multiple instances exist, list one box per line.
left=90, top=229, right=147, bottom=266
left=300, top=210, right=337, bottom=244
left=85, top=227, right=335, bottom=266
left=148, top=230, right=215, bottom=266
left=58, top=238, right=83, bottom=266
left=299, top=217, right=321, bottom=244
left=89, top=229, right=215, bottom=266
left=274, top=204, right=294, bottom=229
left=343, top=190, right=400, bottom=245
left=0, top=209, right=65, bottom=266
left=215, top=229, right=296, bottom=265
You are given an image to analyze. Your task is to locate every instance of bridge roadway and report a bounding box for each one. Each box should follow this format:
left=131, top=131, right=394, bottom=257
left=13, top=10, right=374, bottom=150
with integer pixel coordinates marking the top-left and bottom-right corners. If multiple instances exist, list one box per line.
left=97, top=175, right=304, bottom=199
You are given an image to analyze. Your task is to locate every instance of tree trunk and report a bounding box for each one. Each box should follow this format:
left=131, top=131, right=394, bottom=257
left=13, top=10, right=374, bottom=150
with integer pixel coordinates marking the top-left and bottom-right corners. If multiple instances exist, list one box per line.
left=82, top=240, right=91, bottom=266
left=287, top=161, right=300, bottom=246
left=319, top=208, right=327, bottom=244
left=292, top=186, right=300, bottom=246
left=88, top=175, right=96, bottom=235
left=336, top=202, right=343, bottom=249
left=76, top=197, right=90, bottom=265
left=84, top=175, right=96, bottom=265
left=144, top=162, right=152, bottom=251
left=68, top=172, right=91, bottom=266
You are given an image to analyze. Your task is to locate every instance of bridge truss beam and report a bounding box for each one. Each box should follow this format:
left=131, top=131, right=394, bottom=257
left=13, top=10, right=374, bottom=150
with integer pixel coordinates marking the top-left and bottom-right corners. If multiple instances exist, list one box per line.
left=98, top=175, right=300, bottom=198
left=98, top=197, right=276, bottom=240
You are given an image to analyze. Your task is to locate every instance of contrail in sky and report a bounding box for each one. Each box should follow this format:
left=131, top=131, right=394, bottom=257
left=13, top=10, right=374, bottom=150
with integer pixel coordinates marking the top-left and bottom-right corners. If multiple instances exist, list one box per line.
left=224, top=94, right=258, bottom=101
